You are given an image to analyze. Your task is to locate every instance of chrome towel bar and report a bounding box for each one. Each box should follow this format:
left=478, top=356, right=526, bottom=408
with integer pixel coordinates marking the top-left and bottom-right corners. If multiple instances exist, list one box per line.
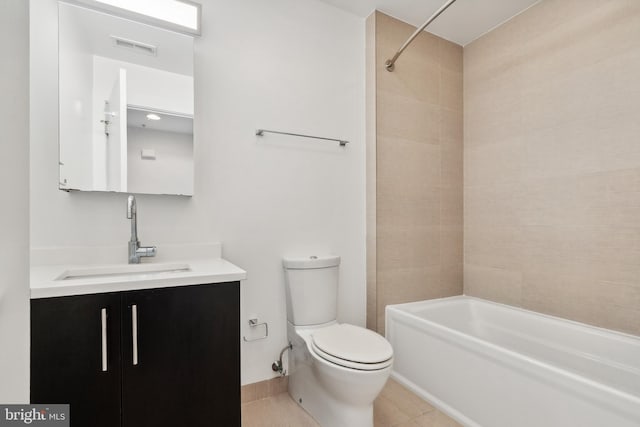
left=256, top=129, right=349, bottom=147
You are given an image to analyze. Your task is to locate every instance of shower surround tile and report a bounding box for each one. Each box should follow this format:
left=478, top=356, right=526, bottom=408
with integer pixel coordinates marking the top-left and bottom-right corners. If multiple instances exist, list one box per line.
left=464, top=0, right=640, bottom=335
left=367, top=11, right=464, bottom=334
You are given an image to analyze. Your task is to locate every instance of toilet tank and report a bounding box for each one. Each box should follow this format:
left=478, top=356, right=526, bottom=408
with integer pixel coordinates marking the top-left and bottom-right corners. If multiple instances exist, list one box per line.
left=283, top=255, right=340, bottom=326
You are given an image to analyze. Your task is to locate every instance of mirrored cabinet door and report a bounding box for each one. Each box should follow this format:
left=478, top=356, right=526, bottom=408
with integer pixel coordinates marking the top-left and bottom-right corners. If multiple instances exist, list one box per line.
left=58, top=2, right=194, bottom=196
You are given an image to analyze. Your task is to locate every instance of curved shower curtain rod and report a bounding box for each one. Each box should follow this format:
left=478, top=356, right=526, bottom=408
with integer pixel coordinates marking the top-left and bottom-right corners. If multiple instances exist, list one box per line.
left=385, top=0, right=458, bottom=72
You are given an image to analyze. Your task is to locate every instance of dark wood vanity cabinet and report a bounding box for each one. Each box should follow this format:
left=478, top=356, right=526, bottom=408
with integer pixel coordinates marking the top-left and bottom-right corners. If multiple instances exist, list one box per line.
left=31, top=282, right=240, bottom=427
left=31, top=292, right=122, bottom=427
left=121, top=283, right=240, bottom=427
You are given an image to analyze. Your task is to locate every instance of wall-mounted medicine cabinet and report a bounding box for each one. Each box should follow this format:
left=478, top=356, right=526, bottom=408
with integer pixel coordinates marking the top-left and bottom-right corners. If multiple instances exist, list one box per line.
left=58, top=2, right=195, bottom=196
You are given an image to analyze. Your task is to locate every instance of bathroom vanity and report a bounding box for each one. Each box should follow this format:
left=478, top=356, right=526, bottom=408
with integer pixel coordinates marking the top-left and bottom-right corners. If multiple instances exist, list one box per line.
left=30, top=256, right=246, bottom=427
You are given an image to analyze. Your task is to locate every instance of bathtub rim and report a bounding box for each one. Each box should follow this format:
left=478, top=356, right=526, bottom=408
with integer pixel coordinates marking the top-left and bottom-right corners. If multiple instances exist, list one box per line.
left=387, top=295, right=640, bottom=345
left=385, top=295, right=640, bottom=422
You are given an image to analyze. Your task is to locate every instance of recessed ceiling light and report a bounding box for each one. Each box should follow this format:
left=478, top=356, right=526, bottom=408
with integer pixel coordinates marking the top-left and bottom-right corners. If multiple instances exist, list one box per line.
left=146, top=113, right=161, bottom=121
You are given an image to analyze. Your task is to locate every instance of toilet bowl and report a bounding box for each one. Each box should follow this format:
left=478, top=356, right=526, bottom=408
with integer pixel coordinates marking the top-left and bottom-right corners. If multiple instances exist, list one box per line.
left=283, top=255, right=393, bottom=427
left=288, top=322, right=393, bottom=427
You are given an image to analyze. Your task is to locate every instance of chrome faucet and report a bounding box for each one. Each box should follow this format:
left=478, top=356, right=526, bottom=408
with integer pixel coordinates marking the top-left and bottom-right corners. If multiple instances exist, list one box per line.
left=126, top=195, right=157, bottom=264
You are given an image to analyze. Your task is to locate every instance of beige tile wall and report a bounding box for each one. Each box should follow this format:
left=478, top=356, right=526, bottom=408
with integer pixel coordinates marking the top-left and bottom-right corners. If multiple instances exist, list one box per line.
left=464, top=0, right=640, bottom=335
left=366, top=12, right=378, bottom=331
left=367, top=12, right=464, bottom=333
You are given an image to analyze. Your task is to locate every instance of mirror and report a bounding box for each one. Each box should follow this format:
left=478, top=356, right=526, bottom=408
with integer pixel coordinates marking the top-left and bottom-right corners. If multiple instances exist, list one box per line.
left=58, top=2, right=194, bottom=196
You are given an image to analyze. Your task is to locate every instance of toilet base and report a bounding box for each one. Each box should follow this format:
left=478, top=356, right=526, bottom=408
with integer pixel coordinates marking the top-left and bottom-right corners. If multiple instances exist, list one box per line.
left=287, top=323, right=391, bottom=427
left=288, top=348, right=375, bottom=427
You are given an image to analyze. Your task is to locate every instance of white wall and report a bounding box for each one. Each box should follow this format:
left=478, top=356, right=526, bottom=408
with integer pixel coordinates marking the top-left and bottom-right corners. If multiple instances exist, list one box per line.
left=127, top=127, right=194, bottom=195
left=199, top=0, right=366, bottom=384
left=30, top=0, right=365, bottom=385
left=0, top=0, right=30, bottom=403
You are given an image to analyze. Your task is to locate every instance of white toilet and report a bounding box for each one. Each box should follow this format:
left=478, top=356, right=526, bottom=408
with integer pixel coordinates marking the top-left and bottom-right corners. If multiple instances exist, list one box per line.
left=283, top=255, right=393, bottom=427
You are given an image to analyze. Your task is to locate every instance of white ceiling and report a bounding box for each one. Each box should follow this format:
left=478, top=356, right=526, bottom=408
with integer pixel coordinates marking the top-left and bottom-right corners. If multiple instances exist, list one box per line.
left=317, top=0, right=541, bottom=46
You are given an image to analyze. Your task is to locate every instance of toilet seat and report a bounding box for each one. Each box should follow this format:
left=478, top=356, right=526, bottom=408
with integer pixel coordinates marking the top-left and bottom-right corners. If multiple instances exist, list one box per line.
left=310, top=324, right=393, bottom=371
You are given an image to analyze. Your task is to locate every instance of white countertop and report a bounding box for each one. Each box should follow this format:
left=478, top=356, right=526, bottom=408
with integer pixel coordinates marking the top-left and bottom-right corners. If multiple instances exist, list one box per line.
left=31, top=258, right=247, bottom=299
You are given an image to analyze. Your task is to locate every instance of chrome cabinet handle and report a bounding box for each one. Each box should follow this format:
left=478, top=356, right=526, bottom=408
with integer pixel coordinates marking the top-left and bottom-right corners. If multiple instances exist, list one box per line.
left=132, top=305, right=139, bottom=366
left=101, top=308, right=108, bottom=372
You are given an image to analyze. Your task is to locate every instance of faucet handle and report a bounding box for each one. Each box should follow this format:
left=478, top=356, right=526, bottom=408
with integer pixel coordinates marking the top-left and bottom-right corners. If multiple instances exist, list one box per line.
left=127, top=195, right=136, bottom=219
left=143, top=246, right=156, bottom=257
left=137, top=246, right=157, bottom=259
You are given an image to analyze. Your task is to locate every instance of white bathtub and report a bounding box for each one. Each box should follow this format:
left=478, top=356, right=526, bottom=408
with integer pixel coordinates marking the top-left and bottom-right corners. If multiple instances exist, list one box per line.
left=386, top=296, right=640, bottom=427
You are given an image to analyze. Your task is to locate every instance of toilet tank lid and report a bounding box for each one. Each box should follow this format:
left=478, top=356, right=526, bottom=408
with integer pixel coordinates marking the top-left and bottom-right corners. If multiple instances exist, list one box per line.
left=283, top=255, right=340, bottom=269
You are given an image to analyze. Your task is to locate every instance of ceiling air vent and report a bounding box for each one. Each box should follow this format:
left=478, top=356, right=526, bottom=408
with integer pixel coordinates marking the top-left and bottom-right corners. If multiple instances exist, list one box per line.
left=111, top=36, right=157, bottom=56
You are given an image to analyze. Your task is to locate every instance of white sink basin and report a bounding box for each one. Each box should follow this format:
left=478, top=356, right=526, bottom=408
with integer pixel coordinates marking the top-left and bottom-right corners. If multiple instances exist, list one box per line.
left=55, top=263, right=191, bottom=281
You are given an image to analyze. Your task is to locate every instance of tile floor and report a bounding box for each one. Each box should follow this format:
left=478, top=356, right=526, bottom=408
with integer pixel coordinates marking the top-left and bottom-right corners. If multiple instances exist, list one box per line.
left=241, top=378, right=462, bottom=427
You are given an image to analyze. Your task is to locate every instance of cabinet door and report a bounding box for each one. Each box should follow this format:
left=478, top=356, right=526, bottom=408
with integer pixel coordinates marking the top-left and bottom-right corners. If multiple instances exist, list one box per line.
left=122, top=282, right=240, bottom=427
left=31, top=293, right=122, bottom=427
